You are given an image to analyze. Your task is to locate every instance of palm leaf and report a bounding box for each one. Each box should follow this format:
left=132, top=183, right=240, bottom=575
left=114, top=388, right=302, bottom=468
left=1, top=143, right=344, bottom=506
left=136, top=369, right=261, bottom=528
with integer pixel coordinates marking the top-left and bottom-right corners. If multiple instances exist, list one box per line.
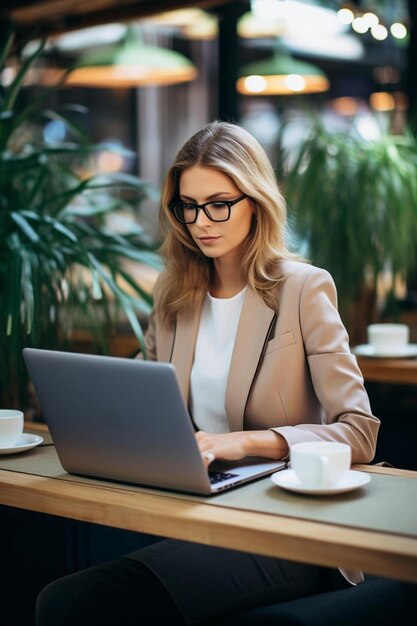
left=3, top=39, right=46, bottom=112
left=0, top=22, right=14, bottom=74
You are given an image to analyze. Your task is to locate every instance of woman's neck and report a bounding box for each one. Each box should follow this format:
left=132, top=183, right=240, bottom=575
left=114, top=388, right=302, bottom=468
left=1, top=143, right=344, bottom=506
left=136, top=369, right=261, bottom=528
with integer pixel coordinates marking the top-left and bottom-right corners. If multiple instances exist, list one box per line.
left=210, top=259, right=247, bottom=299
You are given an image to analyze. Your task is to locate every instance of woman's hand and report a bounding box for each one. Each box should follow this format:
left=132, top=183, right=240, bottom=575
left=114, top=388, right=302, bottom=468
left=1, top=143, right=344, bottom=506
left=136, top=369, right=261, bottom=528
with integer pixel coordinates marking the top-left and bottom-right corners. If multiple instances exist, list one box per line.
left=196, top=430, right=289, bottom=468
left=196, top=431, right=249, bottom=467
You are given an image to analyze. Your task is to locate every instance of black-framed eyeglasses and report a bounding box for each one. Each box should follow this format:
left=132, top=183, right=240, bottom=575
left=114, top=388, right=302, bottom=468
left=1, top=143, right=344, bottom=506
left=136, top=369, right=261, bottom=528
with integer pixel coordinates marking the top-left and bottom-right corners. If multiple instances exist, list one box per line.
left=169, top=194, right=248, bottom=224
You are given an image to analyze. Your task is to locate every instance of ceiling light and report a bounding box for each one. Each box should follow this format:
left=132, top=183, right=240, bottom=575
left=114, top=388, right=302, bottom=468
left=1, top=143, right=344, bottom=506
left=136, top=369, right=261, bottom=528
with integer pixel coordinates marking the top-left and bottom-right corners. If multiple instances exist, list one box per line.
left=237, top=44, right=329, bottom=96
left=63, top=26, right=197, bottom=88
left=242, top=75, right=268, bottom=93
left=283, top=74, right=305, bottom=92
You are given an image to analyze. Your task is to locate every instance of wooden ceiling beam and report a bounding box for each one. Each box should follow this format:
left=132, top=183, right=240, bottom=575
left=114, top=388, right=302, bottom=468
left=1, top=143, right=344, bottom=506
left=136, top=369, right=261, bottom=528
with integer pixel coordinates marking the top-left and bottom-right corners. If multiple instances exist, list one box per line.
left=1, top=0, right=231, bottom=40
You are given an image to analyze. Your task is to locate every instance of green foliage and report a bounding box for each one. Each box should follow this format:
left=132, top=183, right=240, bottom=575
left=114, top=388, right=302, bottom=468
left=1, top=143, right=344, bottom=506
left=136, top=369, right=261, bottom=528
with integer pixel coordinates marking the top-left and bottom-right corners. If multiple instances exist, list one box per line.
left=0, top=28, right=163, bottom=408
left=285, top=121, right=417, bottom=315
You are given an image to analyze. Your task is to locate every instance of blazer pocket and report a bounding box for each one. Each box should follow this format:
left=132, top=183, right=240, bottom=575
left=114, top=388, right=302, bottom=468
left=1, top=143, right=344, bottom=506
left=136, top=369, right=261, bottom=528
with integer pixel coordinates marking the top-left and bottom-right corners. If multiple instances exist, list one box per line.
left=264, top=330, right=295, bottom=355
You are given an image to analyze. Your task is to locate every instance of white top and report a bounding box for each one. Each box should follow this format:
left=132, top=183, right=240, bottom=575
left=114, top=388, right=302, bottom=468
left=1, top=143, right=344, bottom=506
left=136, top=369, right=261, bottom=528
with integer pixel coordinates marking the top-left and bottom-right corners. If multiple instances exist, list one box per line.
left=190, top=288, right=247, bottom=433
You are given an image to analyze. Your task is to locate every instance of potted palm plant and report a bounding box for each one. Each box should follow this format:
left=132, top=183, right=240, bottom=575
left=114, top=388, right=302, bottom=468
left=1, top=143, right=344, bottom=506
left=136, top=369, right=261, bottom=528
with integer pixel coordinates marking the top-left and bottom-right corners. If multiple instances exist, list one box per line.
left=284, top=120, right=417, bottom=343
left=0, top=26, right=162, bottom=410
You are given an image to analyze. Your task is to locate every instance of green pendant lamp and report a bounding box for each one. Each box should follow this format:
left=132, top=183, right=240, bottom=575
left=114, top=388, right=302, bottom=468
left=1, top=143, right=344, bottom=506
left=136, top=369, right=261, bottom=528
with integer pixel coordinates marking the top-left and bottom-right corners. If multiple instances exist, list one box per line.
left=65, top=26, right=198, bottom=88
left=237, top=42, right=329, bottom=95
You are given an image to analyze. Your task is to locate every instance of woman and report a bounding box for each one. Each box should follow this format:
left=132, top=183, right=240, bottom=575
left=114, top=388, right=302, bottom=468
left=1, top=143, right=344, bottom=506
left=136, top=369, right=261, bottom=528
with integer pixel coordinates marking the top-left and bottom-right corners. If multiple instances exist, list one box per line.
left=36, top=121, right=379, bottom=626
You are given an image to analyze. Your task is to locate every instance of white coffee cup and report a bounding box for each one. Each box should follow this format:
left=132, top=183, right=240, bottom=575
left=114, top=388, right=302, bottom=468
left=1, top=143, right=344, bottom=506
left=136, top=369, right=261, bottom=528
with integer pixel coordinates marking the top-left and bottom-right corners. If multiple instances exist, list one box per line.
left=290, top=441, right=351, bottom=489
left=0, top=410, right=24, bottom=448
left=367, top=323, right=409, bottom=355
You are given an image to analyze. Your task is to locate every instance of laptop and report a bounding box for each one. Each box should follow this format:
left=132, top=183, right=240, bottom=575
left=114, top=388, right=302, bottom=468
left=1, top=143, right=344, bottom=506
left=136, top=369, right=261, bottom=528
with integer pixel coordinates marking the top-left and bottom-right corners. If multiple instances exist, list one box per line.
left=23, top=348, right=286, bottom=495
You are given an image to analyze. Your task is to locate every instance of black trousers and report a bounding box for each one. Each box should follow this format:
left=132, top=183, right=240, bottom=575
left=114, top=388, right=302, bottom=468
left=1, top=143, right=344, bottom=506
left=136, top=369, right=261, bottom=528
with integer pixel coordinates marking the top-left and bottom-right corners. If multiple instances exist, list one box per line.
left=36, top=557, right=185, bottom=626
left=36, top=540, right=347, bottom=626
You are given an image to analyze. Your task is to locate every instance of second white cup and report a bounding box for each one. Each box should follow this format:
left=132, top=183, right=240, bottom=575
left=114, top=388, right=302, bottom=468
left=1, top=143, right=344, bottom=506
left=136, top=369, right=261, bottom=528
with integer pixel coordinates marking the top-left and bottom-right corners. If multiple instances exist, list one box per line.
left=367, top=323, right=409, bottom=355
left=290, top=441, right=351, bottom=489
left=0, top=409, right=24, bottom=448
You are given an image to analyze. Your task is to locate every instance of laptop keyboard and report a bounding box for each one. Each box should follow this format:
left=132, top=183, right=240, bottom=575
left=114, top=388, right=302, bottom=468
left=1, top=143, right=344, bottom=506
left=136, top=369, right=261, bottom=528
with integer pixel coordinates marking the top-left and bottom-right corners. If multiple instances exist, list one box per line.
left=209, top=470, right=239, bottom=485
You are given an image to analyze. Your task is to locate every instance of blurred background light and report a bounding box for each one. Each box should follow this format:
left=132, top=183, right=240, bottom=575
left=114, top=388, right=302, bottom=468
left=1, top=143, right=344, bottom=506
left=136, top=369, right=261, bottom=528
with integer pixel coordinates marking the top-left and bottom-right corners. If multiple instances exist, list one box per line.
left=370, top=91, right=395, bottom=111
left=243, top=75, right=268, bottom=93
left=362, top=12, right=379, bottom=29
left=352, top=17, right=369, bottom=34
left=371, top=24, right=388, bottom=40
left=337, top=8, right=354, bottom=25
left=329, top=96, right=360, bottom=117
left=43, top=119, right=66, bottom=144
left=390, top=23, right=407, bottom=39
left=54, top=24, right=126, bottom=52
left=283, top=73, right=306, bottom=92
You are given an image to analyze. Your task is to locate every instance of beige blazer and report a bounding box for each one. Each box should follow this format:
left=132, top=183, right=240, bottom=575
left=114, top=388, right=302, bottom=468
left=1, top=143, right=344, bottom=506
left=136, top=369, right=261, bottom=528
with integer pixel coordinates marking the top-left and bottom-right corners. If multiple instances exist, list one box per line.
left=145, top=260, right=379, bottom=466
left=145, top=260, right=377, bottom=584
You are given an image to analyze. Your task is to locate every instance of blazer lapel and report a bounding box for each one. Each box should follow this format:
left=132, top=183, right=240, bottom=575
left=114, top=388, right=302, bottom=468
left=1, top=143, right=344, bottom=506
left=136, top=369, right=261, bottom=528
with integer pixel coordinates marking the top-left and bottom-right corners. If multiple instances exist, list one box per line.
left=225, top=289, right=276, bottom=431
left=171, top=297, right=203, bottom=402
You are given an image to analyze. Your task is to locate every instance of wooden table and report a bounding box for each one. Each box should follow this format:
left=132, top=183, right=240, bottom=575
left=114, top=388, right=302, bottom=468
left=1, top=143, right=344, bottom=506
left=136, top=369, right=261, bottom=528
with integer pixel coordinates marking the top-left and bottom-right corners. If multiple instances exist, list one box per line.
left=0, top=429, right=416, bottom=585
left=356, top=356, right=417, bottom=386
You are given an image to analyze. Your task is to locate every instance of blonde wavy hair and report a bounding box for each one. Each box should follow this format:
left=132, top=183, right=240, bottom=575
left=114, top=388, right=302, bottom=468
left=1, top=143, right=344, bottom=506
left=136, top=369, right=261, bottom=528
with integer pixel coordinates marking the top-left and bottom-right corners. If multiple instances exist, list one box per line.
left=157, top=120, right=300, bottom=326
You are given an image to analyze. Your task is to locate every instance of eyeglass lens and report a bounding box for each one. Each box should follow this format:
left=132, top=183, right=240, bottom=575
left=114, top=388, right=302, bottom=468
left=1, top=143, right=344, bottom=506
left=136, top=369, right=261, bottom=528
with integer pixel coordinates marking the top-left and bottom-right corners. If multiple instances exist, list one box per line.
left=173, top=201, right=230, bottom=223
left=170, top=195, right=247, bottom=224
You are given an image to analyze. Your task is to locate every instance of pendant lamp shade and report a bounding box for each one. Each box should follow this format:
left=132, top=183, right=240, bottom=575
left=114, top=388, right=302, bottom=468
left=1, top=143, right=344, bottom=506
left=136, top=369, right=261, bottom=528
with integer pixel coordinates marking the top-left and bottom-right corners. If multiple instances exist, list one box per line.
left=237, top=46, right=329, bottom=95
left=64, top=28, right=198, bottom=88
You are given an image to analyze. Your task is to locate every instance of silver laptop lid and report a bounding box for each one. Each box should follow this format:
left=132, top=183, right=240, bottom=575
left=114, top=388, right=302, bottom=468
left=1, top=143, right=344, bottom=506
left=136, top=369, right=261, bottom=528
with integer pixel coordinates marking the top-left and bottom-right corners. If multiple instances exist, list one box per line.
left=23, top=348, right=214, bottom=494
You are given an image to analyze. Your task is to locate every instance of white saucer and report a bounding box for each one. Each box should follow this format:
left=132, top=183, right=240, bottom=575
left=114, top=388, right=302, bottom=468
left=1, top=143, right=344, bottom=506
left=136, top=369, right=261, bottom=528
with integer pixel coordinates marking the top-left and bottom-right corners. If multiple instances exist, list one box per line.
left=271, top=469, right=371, bottom=495
left=352, top=344, right=417, bottom=359
left=0, top=433, right=44, bottom=455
